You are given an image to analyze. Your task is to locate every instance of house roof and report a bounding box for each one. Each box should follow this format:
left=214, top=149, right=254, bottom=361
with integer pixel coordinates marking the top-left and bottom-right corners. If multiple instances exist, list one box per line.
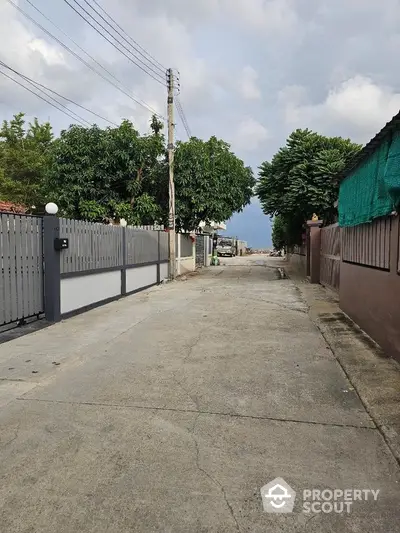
left=0, top=201, right=27, bottom=214
left=338, top=109, right=400, bottom=182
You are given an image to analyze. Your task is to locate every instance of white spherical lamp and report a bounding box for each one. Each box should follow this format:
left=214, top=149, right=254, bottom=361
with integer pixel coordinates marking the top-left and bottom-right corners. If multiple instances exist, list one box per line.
left=45, top=202, right=59, bottom=215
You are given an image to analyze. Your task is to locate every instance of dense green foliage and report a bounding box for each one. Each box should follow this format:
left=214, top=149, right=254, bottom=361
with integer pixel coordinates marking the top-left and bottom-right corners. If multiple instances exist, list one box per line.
left=271, top=215, right=286, bottom=250
left=0, top=113, right=53, bottom=208
left=256, top=129, right=361, bottom=246
left=46, top=119, right=167, bottom=225
left=0, top=113, right=254, bottom=229
left=174, top=136, right=255, bottom=230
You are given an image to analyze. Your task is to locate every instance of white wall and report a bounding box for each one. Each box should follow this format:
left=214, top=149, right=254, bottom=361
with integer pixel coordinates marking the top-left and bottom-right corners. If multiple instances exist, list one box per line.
left=204, top=236, right=210, bottom=266
left=160, top=262, right=169, bottom=280
left=126, top=264, right=157, bottom=293
left=61, top=270, right=121, bottom=314
left=178, top=256, right=196, bottom=275
left=175, top=234, right=196, bottom=275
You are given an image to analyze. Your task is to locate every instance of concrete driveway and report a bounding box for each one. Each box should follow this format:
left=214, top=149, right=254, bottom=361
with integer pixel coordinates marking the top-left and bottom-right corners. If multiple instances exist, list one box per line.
left=0, top=256, right=399, bottom=532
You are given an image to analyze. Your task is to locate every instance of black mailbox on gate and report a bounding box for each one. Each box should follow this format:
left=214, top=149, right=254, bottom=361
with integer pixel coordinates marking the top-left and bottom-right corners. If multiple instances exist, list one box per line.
left=54, top=238, right=69, bottom=251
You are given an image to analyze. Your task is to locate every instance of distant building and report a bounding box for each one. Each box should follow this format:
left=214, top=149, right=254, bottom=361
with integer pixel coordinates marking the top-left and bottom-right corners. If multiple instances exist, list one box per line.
left=198, top=221, right=227, bottom=233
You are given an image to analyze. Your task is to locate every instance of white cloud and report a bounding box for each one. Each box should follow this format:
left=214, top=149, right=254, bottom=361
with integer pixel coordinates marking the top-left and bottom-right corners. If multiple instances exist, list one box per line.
left=240, top=66, right=261, bottom=100
left=120, top=0, right=299, bottom=33
left=225, top=0, right=298, bottom=32
left=231, top=117, right=269, bottom=151
left=27, top=39, right=65, bottom=66
left=0, top=3, right=67, bottom=73
left=279, top=77, right=400, bottom=143
left=325, top=76, right=400, bottom=130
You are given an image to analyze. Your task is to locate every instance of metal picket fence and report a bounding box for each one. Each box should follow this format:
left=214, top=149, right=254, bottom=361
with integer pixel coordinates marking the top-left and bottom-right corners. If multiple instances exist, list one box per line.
left=59, top=219, right=124, bottom=274
left=0, top=213, right=44, bottom=326
left=126, top=227, right=159, bottom=265
left=0, top=214, right=204, bottom=326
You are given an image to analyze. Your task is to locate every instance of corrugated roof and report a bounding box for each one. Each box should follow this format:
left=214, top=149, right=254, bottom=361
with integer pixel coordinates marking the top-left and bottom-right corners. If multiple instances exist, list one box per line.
left=338, top=109, right=400, bottom=182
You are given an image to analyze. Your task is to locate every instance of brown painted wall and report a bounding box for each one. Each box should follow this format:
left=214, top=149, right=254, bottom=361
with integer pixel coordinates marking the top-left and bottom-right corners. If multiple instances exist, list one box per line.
left=339, top=217, right=400, bottom=363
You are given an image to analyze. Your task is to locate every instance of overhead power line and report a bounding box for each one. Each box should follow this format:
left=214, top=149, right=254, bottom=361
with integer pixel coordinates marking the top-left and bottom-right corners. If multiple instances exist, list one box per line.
left=7, top=0, right=165, bottom=120
left=62, top=0, right=166, bottom=86
left=23, top=0, right=145, bottom=99
left=0, top=67, right=89, bottom=126
left=81, top=0, right=165, bottom=76
left=0, top=60, right=118, bottom=126
left=90, top=0, right=166, bottom=72
left=175, top=96, right=192, bottom=139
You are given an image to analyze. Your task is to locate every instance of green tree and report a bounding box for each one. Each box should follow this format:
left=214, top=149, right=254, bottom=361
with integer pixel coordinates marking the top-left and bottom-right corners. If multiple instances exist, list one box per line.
left=174, top=136, right=255, bottom=230
left=256, top=129, right=361, bottom=245
left=271, top=215, right=286, bottom=250
left=45, top=115, right=254, bottom=229
left=0, top=113, right=53, bottom=208
left=46, top=116, right=167, bottom=224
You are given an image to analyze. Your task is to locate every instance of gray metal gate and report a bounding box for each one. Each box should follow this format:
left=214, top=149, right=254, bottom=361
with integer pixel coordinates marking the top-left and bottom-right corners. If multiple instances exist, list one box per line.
left=195, top=235, right=205, bottom=267
left=320, top=223, right=340, bottom=291
left=0, top=213, right=44, bottom=325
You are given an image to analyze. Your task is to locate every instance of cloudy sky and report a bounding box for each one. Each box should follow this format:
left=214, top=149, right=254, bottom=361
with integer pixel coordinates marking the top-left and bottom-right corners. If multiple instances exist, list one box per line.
left=2, top=0, right=400, bottom=246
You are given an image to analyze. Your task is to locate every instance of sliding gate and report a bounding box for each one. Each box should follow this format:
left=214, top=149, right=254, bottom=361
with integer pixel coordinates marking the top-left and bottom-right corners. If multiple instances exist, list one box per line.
left=0, top=213, right=44, bottom=326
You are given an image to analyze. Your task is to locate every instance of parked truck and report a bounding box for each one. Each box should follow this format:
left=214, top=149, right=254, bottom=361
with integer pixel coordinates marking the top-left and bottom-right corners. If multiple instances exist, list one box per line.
left=216, top=236, right=237, bottom=257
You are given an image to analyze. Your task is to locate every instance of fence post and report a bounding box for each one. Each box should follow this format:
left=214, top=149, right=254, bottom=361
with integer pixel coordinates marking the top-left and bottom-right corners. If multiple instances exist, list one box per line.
left=306, top=218, right=323, bottom=284
left=176, top=233, right=181, bottom=276
left=157, top=230, right=161, bottom=284
left=192, top=235, right=196, bottom=270
left=121, top=227, right=127, bottom=296
left=43, top=215, right=61, bottom=322
left=389, top=215, right=399, bottom=274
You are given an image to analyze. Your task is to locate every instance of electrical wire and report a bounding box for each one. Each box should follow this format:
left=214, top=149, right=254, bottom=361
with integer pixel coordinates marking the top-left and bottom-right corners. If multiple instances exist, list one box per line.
left=0, top=60, right=118, bottom=126
left=62, top=0, right=166, bottom=86
left=175, top=96, right=192, bottom=139
left=81, top=0, right=165, bottom=76
left=0, top=65, right=91, bottom=126
left=24, top=0, right=147, bottom=100
left=6, top=0, right=165, bottom=120
left=0, top=68, right=89, bottom=126
left=90, top=0, right=166, bottom=72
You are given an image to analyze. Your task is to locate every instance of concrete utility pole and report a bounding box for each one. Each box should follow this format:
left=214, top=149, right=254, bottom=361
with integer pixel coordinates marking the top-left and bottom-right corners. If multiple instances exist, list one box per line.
left=167, top=68, right=176, bottom=280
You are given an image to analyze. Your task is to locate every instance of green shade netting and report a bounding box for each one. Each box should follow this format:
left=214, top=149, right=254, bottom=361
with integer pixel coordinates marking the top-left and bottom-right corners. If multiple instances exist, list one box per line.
left=339, top=131, right=400, bottom=227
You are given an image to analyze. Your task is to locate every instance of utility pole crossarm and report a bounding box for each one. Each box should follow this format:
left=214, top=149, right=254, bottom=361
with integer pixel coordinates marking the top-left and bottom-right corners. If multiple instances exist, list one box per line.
left=167, top=68, right=176, bottom=280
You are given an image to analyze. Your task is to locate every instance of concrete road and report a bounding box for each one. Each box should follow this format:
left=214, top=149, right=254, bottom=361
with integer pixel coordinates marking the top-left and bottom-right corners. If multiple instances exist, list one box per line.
left=0, top=256, right=399, bottom=532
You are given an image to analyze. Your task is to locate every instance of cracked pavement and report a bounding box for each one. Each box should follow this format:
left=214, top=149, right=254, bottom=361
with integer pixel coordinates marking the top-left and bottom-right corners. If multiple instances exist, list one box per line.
left=0, top=256, right=399, bottom=532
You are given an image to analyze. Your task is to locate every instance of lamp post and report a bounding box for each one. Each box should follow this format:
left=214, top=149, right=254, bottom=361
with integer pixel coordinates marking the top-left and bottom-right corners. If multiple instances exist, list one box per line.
left=45, top=202, right=58, bottom=215
left=43, top=202, right=61, bottom=322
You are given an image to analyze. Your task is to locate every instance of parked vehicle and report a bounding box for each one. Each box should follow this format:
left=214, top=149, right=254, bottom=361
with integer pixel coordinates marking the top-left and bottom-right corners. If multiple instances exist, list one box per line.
left=217, top=237, right=237, bottom=257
